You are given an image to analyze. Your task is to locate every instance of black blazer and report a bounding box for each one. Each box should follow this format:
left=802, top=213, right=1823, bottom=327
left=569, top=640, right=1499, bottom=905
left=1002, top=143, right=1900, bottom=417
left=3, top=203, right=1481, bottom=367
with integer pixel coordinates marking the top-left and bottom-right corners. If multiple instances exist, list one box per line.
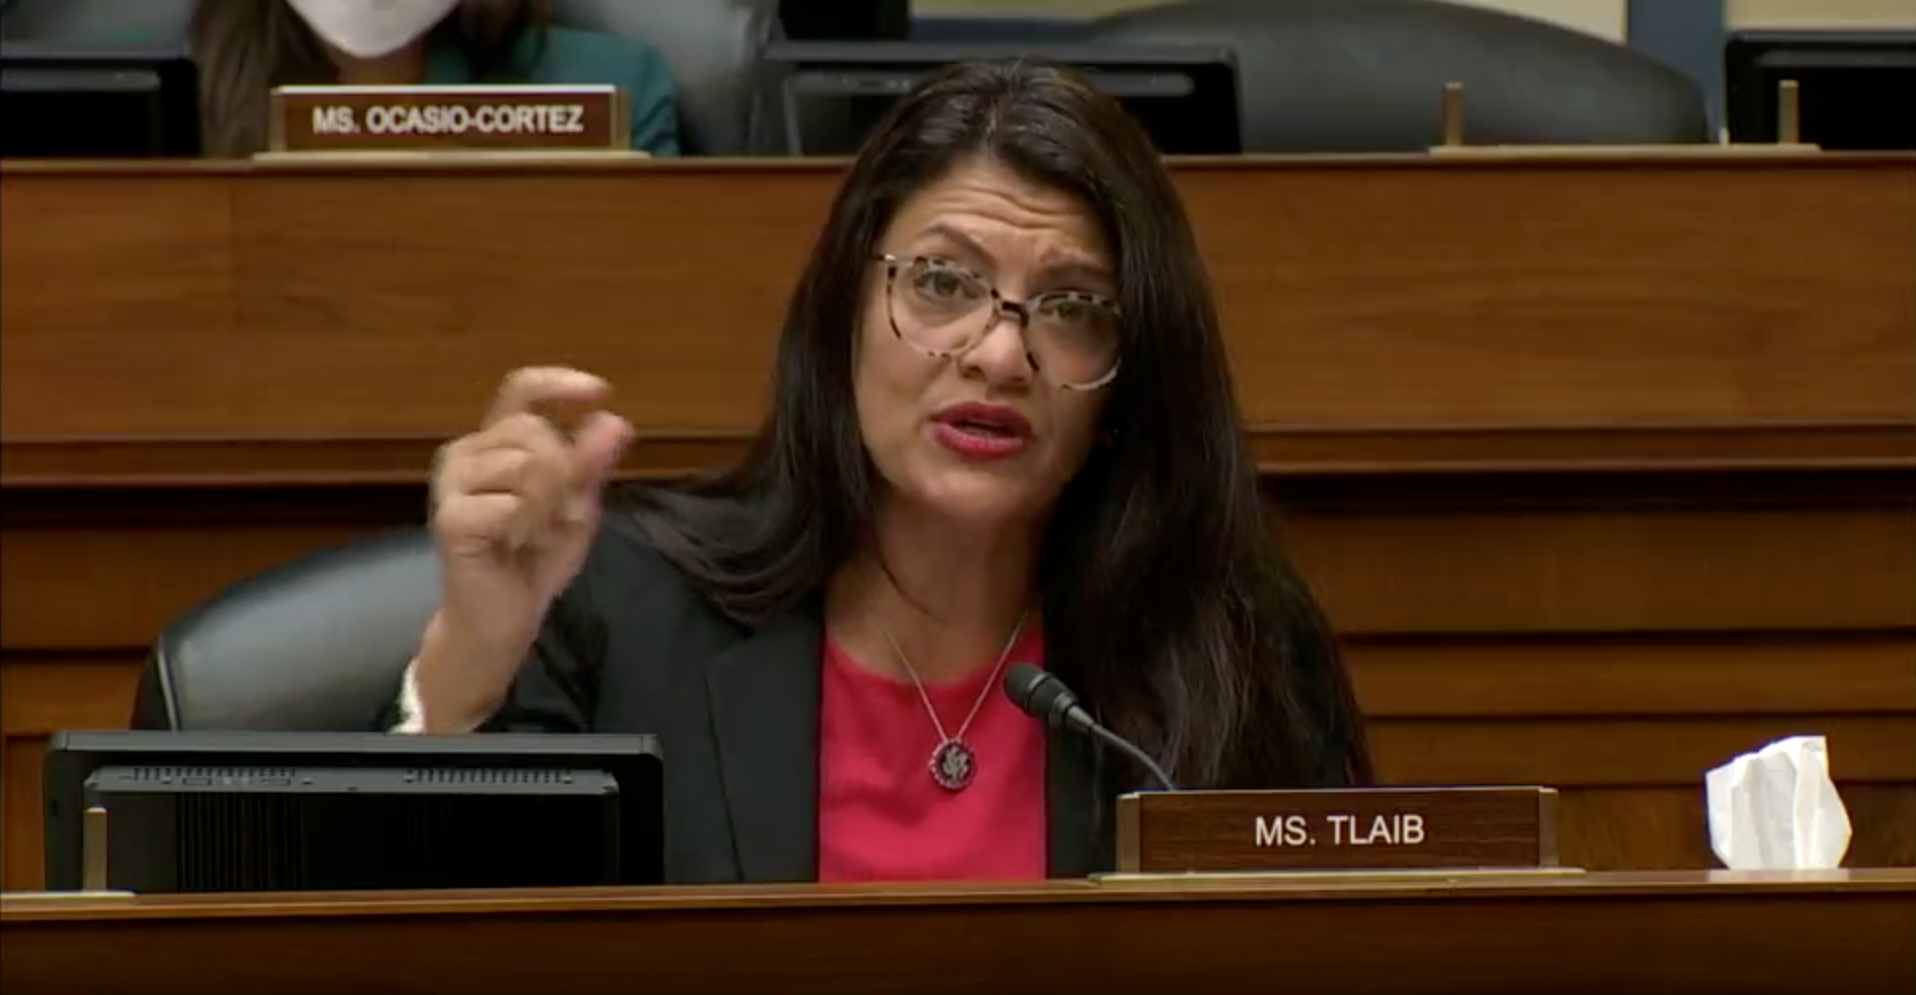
left=428, top=517, right=1114, bottom=885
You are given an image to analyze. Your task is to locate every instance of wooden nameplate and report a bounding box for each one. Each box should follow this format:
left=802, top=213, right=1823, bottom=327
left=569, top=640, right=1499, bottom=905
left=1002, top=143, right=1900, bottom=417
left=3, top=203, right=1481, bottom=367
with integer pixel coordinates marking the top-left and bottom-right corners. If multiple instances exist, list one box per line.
left=1115, top=787, right=1560, bottom=874
left=1424, top=143, right=1821, bottom=159
left=267, top=85, right=628, bottom=154
left=1427, top=79, right=1821, bottom=159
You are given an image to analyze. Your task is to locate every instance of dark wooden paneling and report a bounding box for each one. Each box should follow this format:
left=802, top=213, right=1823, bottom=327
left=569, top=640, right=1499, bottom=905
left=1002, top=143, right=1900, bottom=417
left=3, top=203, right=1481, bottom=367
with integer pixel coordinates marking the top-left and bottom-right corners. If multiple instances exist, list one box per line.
left=0, top=520, right=398, bottom=650
left=0, top=658, right=144, bottom=890
left=1560, top=785, right=1916, bottom=871
left=3, top=649, right=1910, bottom=890
left=3, top=156, right=1912, bottom=473
left=1283, top=501, right=1916, bottom=634
left=1371, top=716, right=1914, bottom=785
left=1345, top=634, right=1916, bottom=716
left=5, top=477, right=1913, bottom=651
left=1187, top=159, right=1916, bottom=428
left=4, top=873, right=1914, bottom=995
left=6, top=423, right=1913, bottom=487
left=0, top=171, right=235, bottom=351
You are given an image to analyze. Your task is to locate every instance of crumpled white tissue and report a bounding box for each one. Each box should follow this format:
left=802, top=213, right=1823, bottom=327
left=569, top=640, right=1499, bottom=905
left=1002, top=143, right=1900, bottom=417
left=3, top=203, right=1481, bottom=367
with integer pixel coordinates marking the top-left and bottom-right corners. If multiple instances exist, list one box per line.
left=1705, top=735, right=1852, bottom=870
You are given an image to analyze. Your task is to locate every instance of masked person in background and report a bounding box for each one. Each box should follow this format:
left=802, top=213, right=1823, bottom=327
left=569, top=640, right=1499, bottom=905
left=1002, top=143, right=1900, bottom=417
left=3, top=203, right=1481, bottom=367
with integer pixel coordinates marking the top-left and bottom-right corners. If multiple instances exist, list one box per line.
left=189, top=0, right=679, bottom=156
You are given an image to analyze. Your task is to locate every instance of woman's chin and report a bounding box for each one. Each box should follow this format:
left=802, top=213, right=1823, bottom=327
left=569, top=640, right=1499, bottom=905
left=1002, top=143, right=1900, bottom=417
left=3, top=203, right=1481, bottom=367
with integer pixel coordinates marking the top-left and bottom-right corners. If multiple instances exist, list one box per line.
left=902, top=474, right=1040, bottom=530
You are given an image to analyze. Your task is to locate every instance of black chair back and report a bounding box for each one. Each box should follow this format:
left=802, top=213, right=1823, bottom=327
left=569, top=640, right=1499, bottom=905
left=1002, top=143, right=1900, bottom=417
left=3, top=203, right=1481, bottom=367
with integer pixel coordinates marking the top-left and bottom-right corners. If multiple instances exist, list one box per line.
left=548, top=0, right=781, bottom=154
left=1082, top=0, right=1710, bottom=152
left=133, top=529, right=439, bottom=731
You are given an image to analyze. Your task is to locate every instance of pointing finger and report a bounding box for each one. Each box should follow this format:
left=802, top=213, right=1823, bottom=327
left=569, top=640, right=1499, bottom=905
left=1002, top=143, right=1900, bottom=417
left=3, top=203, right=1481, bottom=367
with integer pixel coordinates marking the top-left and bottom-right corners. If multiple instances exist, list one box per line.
left=483, top=366, right=610, bottom=430
left=570, top=412, right=634, bottom=493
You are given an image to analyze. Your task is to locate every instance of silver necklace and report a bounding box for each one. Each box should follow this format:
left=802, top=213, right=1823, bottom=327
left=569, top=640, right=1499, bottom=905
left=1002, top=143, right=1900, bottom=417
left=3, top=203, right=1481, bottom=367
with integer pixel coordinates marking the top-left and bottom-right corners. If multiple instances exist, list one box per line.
left=877, top=610, right=1028, bottom=792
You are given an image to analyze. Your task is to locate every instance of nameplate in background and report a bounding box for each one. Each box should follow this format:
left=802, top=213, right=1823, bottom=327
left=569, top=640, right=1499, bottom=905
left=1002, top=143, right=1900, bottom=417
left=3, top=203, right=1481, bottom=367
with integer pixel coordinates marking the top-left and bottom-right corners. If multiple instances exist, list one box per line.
left=268, top=85, right=627, bottom=153
left=1116, top=786, right=1559, bottom=874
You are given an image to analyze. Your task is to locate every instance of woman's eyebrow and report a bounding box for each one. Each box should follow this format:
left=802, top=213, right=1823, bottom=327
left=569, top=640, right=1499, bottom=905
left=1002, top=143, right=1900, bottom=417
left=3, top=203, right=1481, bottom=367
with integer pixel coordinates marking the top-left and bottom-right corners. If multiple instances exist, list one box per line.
left=914, top=222, right=1114, bottom=287
left=1040, top=258, right=1116, bottom=288
left=915, top=222, right=993, bottom=265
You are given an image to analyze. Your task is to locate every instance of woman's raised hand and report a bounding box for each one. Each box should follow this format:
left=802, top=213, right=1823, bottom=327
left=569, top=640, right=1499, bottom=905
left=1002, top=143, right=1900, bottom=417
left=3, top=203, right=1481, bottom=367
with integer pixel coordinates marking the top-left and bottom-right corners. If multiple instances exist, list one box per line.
left=413, top=367, right=633, bottom=729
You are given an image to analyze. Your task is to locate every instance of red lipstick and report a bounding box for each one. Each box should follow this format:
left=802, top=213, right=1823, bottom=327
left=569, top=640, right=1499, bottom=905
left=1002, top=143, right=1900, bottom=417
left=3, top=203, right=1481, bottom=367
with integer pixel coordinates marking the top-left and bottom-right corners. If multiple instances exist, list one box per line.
left=930, top=402, right=1032, bottom=461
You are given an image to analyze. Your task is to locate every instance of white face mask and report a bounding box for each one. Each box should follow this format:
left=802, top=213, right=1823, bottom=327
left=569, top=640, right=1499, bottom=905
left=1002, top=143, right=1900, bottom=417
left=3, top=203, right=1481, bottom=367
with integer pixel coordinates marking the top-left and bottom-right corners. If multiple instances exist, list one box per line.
left=285, top=0, right=461, bottom=59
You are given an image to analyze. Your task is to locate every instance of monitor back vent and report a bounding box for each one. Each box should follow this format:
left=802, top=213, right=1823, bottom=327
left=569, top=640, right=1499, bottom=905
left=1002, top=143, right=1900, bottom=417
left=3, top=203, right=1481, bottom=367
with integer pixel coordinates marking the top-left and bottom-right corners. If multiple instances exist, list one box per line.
left=117, top=766, right=299, bottom=783
left=403, top=768, right=575, bottom=786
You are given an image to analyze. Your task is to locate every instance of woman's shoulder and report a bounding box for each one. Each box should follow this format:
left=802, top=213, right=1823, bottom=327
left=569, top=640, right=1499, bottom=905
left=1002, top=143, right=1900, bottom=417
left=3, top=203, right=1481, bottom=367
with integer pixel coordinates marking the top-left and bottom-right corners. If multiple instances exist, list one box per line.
left=530, top=25, right=675, bottom=93
left=527, top=26, right=680, bottom=154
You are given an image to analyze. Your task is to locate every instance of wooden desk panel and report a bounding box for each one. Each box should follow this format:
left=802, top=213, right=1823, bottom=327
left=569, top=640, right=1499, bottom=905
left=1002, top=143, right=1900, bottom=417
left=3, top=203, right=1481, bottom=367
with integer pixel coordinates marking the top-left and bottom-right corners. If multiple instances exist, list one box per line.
left=2, top=155, right=1912, bottom=891
left=2, top=155, right=1912, bottom=478
left=4, top=872, right=1913, bottom=994
left=2, top=647, right=1912, bottom=892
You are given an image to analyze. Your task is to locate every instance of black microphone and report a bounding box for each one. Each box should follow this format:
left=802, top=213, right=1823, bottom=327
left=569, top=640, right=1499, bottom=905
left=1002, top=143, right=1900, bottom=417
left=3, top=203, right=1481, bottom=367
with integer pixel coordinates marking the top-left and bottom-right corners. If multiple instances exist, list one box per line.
left=1003, top=663, right=1178, bottom=792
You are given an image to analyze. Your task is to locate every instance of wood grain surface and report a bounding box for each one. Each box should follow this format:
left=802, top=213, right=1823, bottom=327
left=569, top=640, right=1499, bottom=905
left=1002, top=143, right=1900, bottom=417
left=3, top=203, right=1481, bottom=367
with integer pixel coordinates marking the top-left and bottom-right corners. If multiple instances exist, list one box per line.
left=2, top=872, right=1912, bottom=995
left=3, top=155, right=1912, bottom=474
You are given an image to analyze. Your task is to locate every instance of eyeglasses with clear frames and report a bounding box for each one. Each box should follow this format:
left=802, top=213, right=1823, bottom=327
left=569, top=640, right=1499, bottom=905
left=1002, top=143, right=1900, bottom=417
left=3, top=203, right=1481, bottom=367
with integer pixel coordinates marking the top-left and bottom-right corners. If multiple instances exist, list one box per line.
left=875, top=253, right=1123, bottom=391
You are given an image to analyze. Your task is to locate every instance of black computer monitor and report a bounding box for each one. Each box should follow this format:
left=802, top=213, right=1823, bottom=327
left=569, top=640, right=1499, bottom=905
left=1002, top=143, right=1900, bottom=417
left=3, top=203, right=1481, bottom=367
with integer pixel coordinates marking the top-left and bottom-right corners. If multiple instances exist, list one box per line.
left=779, top=0, right=909, bottom=41
left=43, top=730, right=663, bottom=893
left=762, top=42, right=1241, bottom=156
left=0, top=42, right=201, bottom=157
left=1725, top=30, right=1916, bottom=149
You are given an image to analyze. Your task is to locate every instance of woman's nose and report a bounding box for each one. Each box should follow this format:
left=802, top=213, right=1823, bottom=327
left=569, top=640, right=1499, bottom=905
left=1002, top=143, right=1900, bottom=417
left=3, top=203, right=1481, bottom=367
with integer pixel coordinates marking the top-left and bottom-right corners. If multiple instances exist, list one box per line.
left=960, top=305, right=1036, bottom=384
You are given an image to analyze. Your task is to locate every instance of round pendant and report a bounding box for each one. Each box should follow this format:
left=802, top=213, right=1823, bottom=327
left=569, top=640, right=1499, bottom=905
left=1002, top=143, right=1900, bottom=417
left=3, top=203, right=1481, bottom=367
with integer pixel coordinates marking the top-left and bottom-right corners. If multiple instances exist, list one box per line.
left=929, top=738, right=976, bottom=791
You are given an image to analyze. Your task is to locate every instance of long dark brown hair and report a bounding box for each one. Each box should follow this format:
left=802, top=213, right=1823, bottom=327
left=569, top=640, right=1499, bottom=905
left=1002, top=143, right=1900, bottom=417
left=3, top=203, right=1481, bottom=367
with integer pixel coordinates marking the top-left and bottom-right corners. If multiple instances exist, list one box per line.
left=628, top=60, right=1372, bottom=791
left=188, top=0, right=546, bottom=157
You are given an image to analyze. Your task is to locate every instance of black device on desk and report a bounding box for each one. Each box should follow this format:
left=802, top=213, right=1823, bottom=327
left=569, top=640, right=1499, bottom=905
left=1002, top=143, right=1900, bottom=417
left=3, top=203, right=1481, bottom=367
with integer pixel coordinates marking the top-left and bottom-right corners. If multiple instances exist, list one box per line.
left=1725, top=30, right=1916, bottom=149
left=43, top=731, right=663, bottom=893
left=762, top=41, right=1241, bottom=156
left=0, top=42, right=200, bottom=157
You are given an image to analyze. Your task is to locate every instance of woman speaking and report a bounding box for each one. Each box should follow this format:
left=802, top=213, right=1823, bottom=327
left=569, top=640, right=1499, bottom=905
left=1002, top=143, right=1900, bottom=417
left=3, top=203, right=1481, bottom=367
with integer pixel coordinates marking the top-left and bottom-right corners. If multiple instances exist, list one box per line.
left=399, top=61, right=1371, bottom=883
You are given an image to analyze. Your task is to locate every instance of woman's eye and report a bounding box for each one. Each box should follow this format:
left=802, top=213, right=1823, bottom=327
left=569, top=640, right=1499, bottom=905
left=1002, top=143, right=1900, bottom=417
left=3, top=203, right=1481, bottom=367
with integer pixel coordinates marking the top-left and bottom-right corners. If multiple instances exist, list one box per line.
left=915, top=267, right=972, bottom=299
left=1045, top=300, right=1087, bottom=323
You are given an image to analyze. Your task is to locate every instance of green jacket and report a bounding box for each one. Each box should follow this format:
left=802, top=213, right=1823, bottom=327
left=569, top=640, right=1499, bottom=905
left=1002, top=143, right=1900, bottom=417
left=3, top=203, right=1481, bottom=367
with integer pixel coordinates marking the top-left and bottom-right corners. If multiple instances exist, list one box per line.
left=426, top=25, right=680, bottom=155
